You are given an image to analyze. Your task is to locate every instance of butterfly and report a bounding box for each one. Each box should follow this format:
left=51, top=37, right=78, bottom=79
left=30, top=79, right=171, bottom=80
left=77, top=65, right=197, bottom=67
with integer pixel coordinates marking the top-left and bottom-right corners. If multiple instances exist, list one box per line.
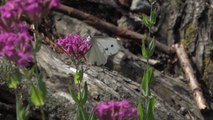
left=86, top=36, right=120, bottom=65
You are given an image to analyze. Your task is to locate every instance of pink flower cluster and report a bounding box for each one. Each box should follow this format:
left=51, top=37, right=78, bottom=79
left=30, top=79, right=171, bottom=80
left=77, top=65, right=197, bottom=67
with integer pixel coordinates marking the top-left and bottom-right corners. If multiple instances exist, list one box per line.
left=0, top=0, right=60, bottom=29
left=0, top=22, right=33, bottom=67
left=56, top=34, right=92, bottom=60
left=94, top=100, right=138, bottom=120
left=0, top=0, right=60, bottom=67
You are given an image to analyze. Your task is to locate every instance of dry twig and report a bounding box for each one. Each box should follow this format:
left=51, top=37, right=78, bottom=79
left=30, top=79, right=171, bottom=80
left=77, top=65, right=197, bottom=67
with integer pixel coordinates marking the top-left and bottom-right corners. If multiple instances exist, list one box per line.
left=175, top=44, right=209, bottom=110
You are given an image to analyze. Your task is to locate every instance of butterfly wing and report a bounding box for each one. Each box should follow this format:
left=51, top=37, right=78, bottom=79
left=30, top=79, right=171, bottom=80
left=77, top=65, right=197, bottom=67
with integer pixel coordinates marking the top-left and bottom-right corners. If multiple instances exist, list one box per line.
left=86, top=36, right=120, bottom=65
left=86, top=40, right=108, bottom=65
left=94, top=36, right=120, bottom=55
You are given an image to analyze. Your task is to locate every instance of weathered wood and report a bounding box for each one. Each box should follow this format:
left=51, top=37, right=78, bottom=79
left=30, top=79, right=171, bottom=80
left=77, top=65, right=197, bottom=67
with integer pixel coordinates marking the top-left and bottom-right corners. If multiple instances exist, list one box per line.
left=175, top=44, right=209, bottom=110
left=155, top=0, right=213, bottom=95
left=35, top=45, right=203, bottom=119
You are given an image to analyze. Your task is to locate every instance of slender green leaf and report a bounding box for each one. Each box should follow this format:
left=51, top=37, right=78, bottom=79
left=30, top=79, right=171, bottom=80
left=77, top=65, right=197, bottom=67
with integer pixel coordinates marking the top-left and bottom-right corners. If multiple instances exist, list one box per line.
left=146, top=96, right=156, bottom=120
left=147, top=38, right=156, bottom=58
left=16, top=97, right=29, bottom=120
left=150, top=10, right=157, bottom=25
left=77, top=106, right=87, bottom=120
left=88, top=110, right=97, bottom=120
left=142, top=38, right=149, bottom=59
left=143, top=15, right=152, bottom=28
left=34, top=36, right=42, bottom=52
left=81, top=82, right=88, bottom=105
left=138, top=100, right=144, bottom=120
left=77, top=92, right=81, bottom=103
left=142, top=66, right=154, bottom=96
left=77, top=107, right=84, bottom=120
left=30, top=86, right=44, bottom=106
left=69, top=88, right=79, bottom=104
left=38, top=74, right=47, bottom=101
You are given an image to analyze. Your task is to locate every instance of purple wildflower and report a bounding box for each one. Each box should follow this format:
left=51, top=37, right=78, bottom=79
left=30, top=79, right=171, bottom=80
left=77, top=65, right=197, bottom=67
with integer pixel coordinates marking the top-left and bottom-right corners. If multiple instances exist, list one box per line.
left=0, top=0, right=60, bottom=66
left=94, top=100, right=138, bottom=120
left=0, top=0, right=22, bottom=29
left=0, top=0, right=60, bottom=29
left=56, top=34, right=92, bottom=60
left=0, top=22, right=33, bottom=67
left=21, top=0, right=60, bottom=21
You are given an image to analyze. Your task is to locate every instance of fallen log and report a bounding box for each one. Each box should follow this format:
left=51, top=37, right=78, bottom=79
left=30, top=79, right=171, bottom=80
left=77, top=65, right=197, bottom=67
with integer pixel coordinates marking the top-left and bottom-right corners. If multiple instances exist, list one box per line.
left=34, top=45, right=204, bottom=119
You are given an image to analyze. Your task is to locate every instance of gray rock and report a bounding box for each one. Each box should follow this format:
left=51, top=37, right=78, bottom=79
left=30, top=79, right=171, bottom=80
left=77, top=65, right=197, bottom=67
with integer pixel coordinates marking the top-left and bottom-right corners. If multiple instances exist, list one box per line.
left=130, top=0, right=151, bottom=13
left=52, top=11, right=102, bottom=37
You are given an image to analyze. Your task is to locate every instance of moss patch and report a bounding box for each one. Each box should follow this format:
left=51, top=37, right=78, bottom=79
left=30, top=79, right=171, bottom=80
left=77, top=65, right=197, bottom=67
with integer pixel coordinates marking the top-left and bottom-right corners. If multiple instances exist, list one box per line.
left=203, top=57, right=213, bottom=80
left=181, top=23, right=198, bottom=47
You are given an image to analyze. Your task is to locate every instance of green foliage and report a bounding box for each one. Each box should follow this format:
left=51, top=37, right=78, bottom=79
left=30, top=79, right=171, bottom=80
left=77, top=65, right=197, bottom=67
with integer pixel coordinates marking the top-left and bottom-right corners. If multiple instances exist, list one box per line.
left=8, top=68, right=22, bottom=89
left=139, top=4, right=157, bottom=120
left=30, top=86, right=44, bottom=106
left=77, top=106, right=87, bottom=120
left=142, top=38, right=155, bottom=60
left=69, top=87, right=80, bottom=103
left=34, top=35, right=43, bottom=53
left=69, top=82, right=89, bottom=120
left=81, top=82, right=88, bottom=105
left=23, top=66, right=35, bottom=80
left=30, top=74, right=46, bottom=107
left=150, top=10, right=157, bottom=25
left=142, top=9, right=157, bottom=28
left=143, top=16, right=153, bottom=28
left=142, top=66, right=154, bottom=97
left=138, top=100, right=144, bottom=120
left=16, top=96, right=29, bottom=120
left=69, top=82, right=88, bottom=106
left=146, top=96, right=156, bottom=120
left=88, top=111, right=97, bottom=120
left=74, top=69, right=84, bottom=84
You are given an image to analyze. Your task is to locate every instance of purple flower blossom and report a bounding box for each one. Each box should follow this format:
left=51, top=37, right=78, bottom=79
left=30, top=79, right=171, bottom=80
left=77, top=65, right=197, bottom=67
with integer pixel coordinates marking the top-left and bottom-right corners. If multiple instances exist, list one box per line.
left=56, top=34, right=92, bottom=60
left=21, top=0, right=60, bottom=21
left=0, top=0, right=60, bottom=66
left=0, top=0, right=22, bottom=29
left=0, top=22, right=33, bottom=67
left=94, top=100, right=138, bottom=120
left=0, top=0, right=60, bottom=29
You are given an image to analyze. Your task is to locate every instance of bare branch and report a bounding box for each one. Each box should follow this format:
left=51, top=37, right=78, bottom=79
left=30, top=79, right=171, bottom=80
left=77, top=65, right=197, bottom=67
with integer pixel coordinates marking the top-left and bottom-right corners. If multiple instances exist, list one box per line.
left=175, top=44, right=209, bottom=110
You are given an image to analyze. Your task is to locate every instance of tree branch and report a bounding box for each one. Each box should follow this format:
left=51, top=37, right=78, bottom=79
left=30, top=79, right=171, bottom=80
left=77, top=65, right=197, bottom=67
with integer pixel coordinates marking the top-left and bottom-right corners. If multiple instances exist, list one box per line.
left=174, top=44, right=209, bottom=110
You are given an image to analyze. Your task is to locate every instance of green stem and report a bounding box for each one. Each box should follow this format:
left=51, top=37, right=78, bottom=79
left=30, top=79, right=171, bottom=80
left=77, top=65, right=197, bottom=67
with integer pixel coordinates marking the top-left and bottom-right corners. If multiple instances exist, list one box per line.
left=40, top=107, right=45, bottom=120
left=78, top=82, right=81, bottom=102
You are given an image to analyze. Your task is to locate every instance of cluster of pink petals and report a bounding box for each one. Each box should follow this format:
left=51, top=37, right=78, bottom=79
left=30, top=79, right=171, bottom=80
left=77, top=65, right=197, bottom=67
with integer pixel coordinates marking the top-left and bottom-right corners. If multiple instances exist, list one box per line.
left=94, top=100, right=138, bottom=120
left=0, top=0, right=60, bottom=67
left=0, top=0, right=60, bottom=29
left=56, top=34, right=92, bottom=60
left=0, top=22, right=33, bottom=67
